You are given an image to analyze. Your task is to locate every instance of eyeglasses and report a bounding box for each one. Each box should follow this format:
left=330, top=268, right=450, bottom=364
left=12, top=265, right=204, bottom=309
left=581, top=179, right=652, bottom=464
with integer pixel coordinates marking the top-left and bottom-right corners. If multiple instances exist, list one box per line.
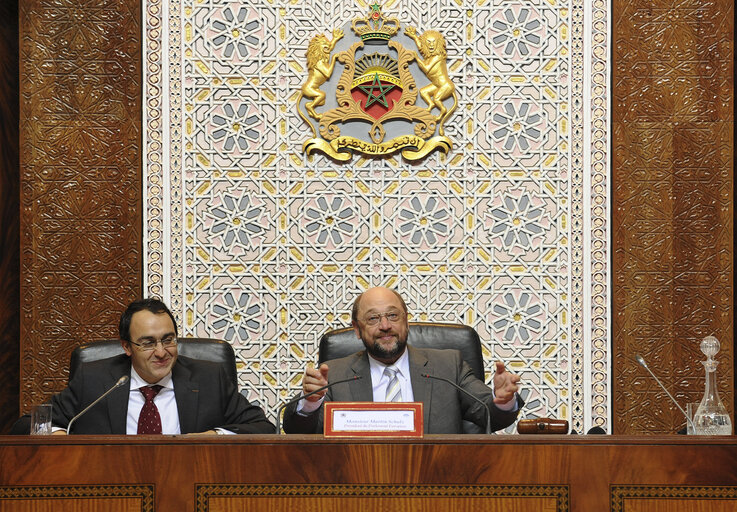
left=363, top=312, right=404, bottom=326
left=128, top=336, right=177, bottom=351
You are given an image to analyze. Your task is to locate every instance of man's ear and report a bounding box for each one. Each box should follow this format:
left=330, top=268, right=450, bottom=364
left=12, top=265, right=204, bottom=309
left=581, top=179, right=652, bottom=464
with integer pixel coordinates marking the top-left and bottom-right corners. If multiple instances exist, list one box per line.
left=353, top=323, right=361, bottom=339
left=121, top=339, right=133, bottom=357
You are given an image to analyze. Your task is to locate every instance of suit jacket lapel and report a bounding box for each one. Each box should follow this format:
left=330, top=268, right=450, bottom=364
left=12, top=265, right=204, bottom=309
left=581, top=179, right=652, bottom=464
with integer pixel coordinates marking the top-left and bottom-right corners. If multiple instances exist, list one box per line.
left=408, top=347, right=432, bottom=430
left=347, top=352, right=373, bottom=402
left=107, top=357, right=132, bottom=435
left=172, top=359, right=199, bottom=434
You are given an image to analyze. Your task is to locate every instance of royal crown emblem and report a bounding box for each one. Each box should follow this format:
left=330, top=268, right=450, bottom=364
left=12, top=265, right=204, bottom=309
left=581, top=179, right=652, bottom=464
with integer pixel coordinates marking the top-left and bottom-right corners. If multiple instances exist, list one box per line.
left=297, top=4, right=457, bottom=161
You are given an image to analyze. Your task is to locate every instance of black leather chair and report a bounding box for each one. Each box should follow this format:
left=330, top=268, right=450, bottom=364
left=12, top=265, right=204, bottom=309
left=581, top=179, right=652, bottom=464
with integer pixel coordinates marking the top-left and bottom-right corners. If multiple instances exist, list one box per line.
left=69, top=338, right=237, bottom=385
left=318, top=322, right=487, bottom=434
left=9, top=338, right=237, bottom=435
left=319, top=322, right=485, bottom=380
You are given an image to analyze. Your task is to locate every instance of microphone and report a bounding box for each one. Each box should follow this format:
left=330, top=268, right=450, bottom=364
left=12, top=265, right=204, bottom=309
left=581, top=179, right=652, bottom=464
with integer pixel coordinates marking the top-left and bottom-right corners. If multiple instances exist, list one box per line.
left=275, top=375, right=362, bottom=434
left=66, top=375, right=129, bottom=434
left=635, top=354, right=696, bottom=433
left=421, top=373, right=492, bottom=435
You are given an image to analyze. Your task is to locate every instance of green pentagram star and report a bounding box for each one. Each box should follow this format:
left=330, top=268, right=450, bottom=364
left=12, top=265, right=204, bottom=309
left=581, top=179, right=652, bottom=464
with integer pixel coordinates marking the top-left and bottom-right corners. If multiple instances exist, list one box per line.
left=358, top=73, right=394, bottom=109
left=369, top=2, right=381, bottom=14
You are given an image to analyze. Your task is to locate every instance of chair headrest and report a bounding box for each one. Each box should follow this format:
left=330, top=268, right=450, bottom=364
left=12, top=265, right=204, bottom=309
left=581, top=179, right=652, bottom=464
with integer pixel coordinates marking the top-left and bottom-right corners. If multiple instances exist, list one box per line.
left=318, top=322, right=485, bottom=380
left=69, top=338, right=237, bottom=385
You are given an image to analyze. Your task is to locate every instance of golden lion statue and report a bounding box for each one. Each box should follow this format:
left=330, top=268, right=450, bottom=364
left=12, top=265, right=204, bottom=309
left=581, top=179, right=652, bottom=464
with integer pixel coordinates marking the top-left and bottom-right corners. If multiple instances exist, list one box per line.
left=405, top=26, right=458, bottom=136
left=300, top=29, right=344, bottom=120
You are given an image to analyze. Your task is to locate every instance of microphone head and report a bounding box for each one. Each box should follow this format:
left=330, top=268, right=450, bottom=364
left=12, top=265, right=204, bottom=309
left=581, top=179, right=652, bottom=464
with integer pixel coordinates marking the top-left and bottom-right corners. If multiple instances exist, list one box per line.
left=116, top=375, right=130, bottom=387
left=635, top=354, right=647, bottom=368
left=587, top=426, right=606, bottom=435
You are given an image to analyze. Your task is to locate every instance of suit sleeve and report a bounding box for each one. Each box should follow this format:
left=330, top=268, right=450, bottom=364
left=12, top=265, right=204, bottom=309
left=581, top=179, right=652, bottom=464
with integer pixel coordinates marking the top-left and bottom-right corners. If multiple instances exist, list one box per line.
left=281, top=393, right=326, bottom=434
left=456, top=354, right=523, bottom=433
left=216, top=364, right=275, bottom=434
left=49, top=364, right=88, bottom=429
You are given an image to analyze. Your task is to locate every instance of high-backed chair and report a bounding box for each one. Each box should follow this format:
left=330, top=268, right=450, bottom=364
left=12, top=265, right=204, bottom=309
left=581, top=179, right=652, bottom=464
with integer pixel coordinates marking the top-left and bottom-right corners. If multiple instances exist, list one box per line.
left=318, top=322, right=486, bottom=433
left=319, top=322, right=485, bottom=380
left=8, top=338, right=237, bottom=435
left=69, top=338, right=237, bottom=385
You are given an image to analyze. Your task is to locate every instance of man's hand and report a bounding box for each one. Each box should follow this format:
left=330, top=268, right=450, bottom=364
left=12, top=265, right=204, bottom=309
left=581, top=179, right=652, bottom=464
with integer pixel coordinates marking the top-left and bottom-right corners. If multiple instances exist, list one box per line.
left=303, top=363, right=329, bottom=401
left=51, top=429, right=68, bottom=435
left=492, top=361, right=520, bottom=405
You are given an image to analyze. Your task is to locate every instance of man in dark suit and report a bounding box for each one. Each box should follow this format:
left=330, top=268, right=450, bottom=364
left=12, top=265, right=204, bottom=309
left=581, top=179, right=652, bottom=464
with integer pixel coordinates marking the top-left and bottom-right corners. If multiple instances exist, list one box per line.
left=283, top=287, right=522, bottom=434
left=46, top=298, right=273, bottom=435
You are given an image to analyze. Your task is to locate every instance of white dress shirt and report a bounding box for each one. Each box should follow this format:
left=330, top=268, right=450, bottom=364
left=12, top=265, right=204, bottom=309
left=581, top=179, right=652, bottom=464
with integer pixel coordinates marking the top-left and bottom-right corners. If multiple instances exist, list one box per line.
left=127, top=368, right=180, bottom=435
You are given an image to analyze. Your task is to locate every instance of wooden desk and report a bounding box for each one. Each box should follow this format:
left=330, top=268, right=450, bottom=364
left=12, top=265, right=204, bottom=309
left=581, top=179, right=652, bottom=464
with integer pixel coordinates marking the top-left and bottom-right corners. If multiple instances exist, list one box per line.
left=1, top=435, right=736, bottom=511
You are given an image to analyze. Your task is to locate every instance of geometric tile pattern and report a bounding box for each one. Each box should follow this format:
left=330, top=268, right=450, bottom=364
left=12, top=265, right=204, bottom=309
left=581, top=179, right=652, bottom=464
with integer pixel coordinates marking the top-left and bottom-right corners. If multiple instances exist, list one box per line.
left=144, top=0, right=610, bottom=431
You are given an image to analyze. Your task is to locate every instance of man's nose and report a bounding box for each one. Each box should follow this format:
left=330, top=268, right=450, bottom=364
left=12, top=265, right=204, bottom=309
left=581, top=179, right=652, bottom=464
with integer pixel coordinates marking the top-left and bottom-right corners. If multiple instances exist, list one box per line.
left=378, top=315, right=392, bottom=329
left=153, top=343, right=167, bottom=357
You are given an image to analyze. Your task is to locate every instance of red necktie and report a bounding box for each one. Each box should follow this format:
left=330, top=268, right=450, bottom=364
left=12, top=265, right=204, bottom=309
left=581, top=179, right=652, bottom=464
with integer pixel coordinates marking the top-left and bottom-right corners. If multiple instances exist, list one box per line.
left=137, top=385, right=163, bottom=434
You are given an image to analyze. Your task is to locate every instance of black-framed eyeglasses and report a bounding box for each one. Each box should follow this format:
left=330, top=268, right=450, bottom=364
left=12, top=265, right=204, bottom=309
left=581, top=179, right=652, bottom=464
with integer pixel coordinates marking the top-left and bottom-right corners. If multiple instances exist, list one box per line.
left=363, top=312, right=404, bottom=326
left=128, top=335, right=177, bottom=351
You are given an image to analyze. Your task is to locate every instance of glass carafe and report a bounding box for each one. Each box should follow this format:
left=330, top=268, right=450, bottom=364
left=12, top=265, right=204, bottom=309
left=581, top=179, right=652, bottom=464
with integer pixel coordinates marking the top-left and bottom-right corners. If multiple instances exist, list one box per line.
left=693, top=336, right=732, bottom=435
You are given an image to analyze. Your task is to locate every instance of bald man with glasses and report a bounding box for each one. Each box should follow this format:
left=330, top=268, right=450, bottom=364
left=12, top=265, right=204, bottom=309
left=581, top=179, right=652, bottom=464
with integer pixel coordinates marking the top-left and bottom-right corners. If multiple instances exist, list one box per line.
left=282, top=287, right=523, bottom=435
left=44, top=298, right=273, bottom=435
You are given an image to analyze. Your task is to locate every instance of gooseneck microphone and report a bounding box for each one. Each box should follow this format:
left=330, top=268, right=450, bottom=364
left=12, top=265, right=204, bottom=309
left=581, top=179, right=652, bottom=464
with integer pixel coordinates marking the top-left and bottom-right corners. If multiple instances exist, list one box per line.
left=635, top=354, right=696, bottom=433
left=275, top=375, right=362, bottom=434
left=66, top=375, right=129, bottom=434
left=421, top=373, right=492, bottom=434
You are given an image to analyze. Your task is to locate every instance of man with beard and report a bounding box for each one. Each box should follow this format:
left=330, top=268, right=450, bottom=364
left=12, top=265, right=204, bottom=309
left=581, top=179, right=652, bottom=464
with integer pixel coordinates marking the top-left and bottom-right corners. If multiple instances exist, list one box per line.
left=282, top=287, right=522, bottom=434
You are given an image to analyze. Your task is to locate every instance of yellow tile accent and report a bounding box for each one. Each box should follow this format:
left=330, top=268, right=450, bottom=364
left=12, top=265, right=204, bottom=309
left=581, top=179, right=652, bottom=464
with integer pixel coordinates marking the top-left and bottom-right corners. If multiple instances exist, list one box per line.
left=288, top=183, right=303, bottom=195
left=290, top=277, right=303, bottom=290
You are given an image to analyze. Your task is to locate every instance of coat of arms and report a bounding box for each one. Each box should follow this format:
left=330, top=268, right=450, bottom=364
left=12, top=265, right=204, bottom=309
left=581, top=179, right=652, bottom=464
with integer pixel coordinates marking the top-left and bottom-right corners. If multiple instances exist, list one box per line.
left=296, top=4, right=457, bottom=162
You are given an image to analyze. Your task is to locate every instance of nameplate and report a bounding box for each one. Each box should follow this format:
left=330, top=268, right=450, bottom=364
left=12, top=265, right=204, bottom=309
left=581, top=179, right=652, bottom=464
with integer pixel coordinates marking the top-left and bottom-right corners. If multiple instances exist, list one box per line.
left=324, top=402, right=423, bottom=438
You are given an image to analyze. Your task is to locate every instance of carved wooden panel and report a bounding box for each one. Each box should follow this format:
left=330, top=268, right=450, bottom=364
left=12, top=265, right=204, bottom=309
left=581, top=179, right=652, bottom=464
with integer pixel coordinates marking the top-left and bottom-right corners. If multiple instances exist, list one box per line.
left=0, top=0, right=20, bottom=434
left=196, top=484, right=568, bottom=512
left=18, top=0, right=142, bottom=411
left=611, top=485, right=737, bottom=512
left=612, top=0, right=734, bottom=433
left=0, top=485, right=154, bottom=512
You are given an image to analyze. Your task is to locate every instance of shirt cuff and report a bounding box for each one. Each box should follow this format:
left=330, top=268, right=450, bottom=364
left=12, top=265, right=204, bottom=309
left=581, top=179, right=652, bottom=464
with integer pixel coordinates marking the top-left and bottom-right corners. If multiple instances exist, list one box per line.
left=493, top=393, right=519, bottom=412
left=214, top=428, right=235, bottom=435
left=296, top=395, right=324, bottom=415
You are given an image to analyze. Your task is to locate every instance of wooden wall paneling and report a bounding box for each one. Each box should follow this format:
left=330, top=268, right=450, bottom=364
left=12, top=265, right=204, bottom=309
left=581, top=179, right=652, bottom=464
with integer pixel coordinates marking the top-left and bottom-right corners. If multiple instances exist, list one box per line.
left=1, top=436, right=736, bottom=512
left=612, top=0, right=734, bottom=433
left=0, top=0, right=20, bottom=434
left=18, top=0, right=143, bottom=411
